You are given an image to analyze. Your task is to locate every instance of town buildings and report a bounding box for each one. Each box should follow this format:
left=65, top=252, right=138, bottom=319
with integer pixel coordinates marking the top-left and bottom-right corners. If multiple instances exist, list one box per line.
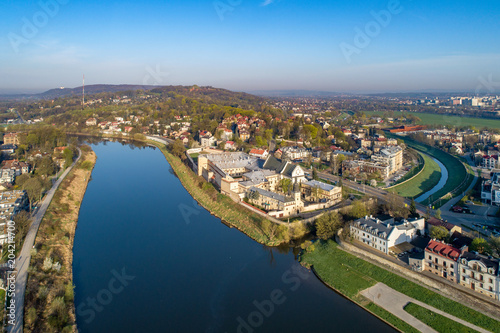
left=481, top=173, right=500, bottom=205
left=197, top=152, right=340, bottom=218
left=3, top=133, right=20, bottom=145
left=459, top=251, right=499, bottom=300
left=350, top=216, right=425, bottom=254
left=425, top=240, right=460, bottom=283
left=0, top=190, right=28, bottom=245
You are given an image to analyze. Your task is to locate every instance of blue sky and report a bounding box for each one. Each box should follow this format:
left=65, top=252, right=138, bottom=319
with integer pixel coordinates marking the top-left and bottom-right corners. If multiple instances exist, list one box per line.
left=1, top=0, right=499, bottom=93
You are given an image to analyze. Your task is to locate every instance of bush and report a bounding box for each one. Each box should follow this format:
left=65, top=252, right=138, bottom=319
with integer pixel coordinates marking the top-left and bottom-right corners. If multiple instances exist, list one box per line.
left=80, top=160, right=93, bottom=170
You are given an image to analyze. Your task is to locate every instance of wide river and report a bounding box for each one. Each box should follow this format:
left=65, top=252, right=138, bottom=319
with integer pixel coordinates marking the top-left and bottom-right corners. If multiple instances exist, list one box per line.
left=73, top=141, right=395, bottom=333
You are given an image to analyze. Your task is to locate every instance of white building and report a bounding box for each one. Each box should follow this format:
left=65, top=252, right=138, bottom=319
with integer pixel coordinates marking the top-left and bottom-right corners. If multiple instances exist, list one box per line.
left=459, top=251, right=500, bottom=300
left=371, top=146, right=403, bottom=175
left=350, top=216, right=425, bottom=254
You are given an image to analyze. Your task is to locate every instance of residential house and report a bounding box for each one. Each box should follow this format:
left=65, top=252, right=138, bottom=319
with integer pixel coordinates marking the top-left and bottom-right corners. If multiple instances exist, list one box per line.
left=350, top=216, right=425, bottom=254
left=3, top=133, right=19, bottom=145
left=86, top=118, right=97, bottom=126
left=426, top=217, right=462, bottom=235
left=0, top=144, right=17, bottom=155
left=459, top=251, right=500, bottom=300
left=1, top=160, right=30, bottom=177
left=425, top=240, right=460, bottom=283
left=249, top=149, right=269, bottom=159
left=301, top=180, right=342, bottom=203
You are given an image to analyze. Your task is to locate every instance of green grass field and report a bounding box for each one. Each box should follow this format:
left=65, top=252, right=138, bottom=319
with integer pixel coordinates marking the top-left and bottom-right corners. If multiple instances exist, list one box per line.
left=390, top=152, right=441, bottom=198
left=364, top=111, right=500, bottom=130
left=301, top=240, right=500, bottom=333
left=388, top=135, right=467, bottom=204
left=404, top=303, right=480, bottom=333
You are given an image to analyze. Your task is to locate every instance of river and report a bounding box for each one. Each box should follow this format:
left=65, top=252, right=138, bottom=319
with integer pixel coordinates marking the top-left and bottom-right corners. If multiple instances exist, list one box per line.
left=415, top=155, right=449, bottom=203
left=72, top=141, right=395, bottom=333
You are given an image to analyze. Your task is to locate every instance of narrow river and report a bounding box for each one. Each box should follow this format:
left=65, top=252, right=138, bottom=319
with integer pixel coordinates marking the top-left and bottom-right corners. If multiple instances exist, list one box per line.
left=415, top=154, right=449, bottom=203
left=72, top=141, right=395, bottom=332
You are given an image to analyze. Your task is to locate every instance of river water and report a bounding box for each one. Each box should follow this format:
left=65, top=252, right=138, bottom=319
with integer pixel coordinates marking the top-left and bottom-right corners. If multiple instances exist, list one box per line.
left=72, top=141, right=395, bottom=333
left=415, top=155, right=449, bottom=203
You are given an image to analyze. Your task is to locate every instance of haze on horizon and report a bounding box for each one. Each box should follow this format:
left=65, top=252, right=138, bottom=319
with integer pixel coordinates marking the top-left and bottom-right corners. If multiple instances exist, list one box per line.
left=1, top=0, right=499, bottom=94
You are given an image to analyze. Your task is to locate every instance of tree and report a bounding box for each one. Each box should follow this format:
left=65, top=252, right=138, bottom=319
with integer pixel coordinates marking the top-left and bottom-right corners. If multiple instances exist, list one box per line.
left=15, top=173, right=30, bottom=187
left=13, top=211, right=32, bottom=250
left=279, top=178, right=291, bottom=194
left=169, top=140, right=187, bottom=161
left=470, top=238, right=490, bottom=254
left=350, top=200, right=368, bottom=219
left=23, top=177, right=43, bottom=210
left=37, top=157, right=56, bottom=177
left=429, top=226, right=448, bottom=241
left=434, top=208, right=442, bottom=220
left=409, top=198, right=417, bottom=217
left=261, top=220, right=288, bottom=241
left=316, top=212, right=343, bottom=240
left=62, top=148, right=74, bottom=169
left=311, top=185, right=320, bottom=202
left=312, top=168, right=318, bottom=180
left=488, top=236, right=500, bottom=257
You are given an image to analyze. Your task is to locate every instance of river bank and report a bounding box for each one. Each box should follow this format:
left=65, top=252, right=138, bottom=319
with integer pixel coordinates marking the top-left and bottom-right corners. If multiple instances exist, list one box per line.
left=300, top=240, right=500, bottom=333
left=147, top=140, right=292, bottom=246
left=24, top=146, right=96, bottom=332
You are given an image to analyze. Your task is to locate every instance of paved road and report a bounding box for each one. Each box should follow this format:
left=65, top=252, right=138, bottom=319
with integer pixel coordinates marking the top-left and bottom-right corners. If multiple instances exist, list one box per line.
left=361, top=283, right=491, bottom=333
left=7, top=148, right=82, bottom=333
left=318, top=171, right=499, bottom=229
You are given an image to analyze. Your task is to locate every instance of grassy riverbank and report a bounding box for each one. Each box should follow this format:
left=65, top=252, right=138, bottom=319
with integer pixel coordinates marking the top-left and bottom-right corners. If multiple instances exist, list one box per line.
left=390, top=135, right=468, bottom=205
left=149, top=140, right=289, bottom=246
left=390, top=152, right=441, bottom=198
left=24, top=146, right=96, bottom=333
left=404, top=303, right=480, bottom=333
left=300, top=240, right=500, bottom=333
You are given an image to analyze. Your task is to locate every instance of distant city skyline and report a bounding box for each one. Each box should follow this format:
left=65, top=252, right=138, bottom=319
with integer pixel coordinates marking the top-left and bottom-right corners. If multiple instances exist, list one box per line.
left=1, top=0, right=499, bottom=94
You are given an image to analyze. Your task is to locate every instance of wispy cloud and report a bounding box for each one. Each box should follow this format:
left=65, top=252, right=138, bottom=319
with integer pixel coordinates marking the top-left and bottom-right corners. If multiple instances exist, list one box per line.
left=260, top=0, right=274, bottom=6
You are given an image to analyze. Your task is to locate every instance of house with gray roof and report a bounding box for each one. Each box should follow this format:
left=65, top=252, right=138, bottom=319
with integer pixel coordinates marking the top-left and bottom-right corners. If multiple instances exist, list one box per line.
left=262, top=155, right=306, bottom=184
left=301, top=180, right=342, bottom=203
left=350, top=216, right=425, bottom=254
left=459, top=251, right=500, bottom=301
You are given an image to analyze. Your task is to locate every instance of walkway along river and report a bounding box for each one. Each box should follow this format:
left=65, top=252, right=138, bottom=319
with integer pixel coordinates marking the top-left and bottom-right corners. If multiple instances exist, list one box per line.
left=72, top=141, right=396, bottom=332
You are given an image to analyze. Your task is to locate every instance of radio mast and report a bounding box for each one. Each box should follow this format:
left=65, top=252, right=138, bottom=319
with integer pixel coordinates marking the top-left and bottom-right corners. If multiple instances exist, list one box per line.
left=82, top=74, right=85, bottom=108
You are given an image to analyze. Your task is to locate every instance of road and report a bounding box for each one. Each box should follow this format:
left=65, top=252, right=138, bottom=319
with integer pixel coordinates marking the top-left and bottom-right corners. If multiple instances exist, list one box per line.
left=13, top=109, right=26, bottom=124
left=7, top=148, right=82, bottom=333
left=318, top=171, right=499, bottom=230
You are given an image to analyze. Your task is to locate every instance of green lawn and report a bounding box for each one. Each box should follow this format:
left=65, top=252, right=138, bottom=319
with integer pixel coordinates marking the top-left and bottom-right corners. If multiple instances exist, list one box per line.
left=301, top=240, right=500, bottom=333
left=389, top=135, right=467, bottom=205
left=390, top=152, right=441, bottom=198
left=404, top=303, right=480, bottom=333
left=364, top=111, right=500, bottom=130
left=366, top=303, right=420, bottom=333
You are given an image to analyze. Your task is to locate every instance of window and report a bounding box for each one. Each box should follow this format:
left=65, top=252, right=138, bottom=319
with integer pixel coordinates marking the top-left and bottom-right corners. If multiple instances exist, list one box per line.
left=462, top=276, right=466, bottom=281
left=435, top=258, right=438, bottom=264
left=462, top=268, right=466, bottom=273
left=428, top=255, right=432, bottom=260
left=489, top=278, right=493, bottom=283
left=450, top=264, right=453, bottom=269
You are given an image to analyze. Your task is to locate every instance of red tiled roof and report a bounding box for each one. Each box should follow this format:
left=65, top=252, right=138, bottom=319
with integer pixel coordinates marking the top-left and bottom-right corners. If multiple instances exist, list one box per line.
left=425, top=240, right=460, bottom=261
left=249, top=149, right=266, bottom=155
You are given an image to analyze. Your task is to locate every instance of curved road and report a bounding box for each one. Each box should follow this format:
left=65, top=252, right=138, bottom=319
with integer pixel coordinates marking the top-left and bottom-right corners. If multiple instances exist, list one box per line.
left=7, top=148, right=82, bottom=333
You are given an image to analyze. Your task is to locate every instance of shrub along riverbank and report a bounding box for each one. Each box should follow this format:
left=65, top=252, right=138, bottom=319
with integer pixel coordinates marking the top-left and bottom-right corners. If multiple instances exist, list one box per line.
left=24, top=146, right=96, bottom=333
left=300, top=240, right=500, bottom=333
left=149, top=140, right=299, bottom=246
